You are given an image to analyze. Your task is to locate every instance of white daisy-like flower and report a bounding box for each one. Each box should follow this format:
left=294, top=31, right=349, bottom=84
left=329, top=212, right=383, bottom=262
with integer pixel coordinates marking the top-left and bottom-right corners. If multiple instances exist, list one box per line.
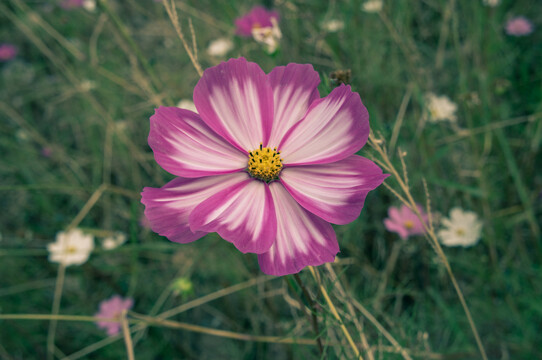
left=425, top=92, right=458, bottom=122
left=102, top=232, right=127, bottom=250
left=207, top=38, right=234, bottom=57
left=438, top=208, right=482, bottom=247
left=176, top=99, right=197, bottom=113
left=47, top=228, right=94, bottom=266
left=361, top=0, right=383, bottom=13
left=322, top=19, right=345, bottom=33
left=482, top=0, right=500, bottom=7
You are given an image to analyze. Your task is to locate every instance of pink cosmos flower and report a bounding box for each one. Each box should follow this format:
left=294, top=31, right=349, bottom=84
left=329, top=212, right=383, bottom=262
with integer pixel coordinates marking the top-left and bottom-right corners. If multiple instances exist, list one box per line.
left=41, top=147, right=53, bottom=158
left=235, top=6, right=282, bottom=53
left=95, top=295, right=134, bottom=336
left=141, top=57, right=387, bottom=276
left=0, top=43, right=18, bottom=61
left=235, top=6, right=280, bottom=37
left=384, top=204, right=428, bottom=240
left=505, top=16, right=534, bottom=36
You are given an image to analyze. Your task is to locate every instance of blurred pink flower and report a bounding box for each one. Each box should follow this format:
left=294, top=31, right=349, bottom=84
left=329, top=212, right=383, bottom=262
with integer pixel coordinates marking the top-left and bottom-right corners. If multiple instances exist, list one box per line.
left=95, top=295, right=134, bottom=336
left=141, top=57, right=387, bottom=276
left=235, top=6, right=280, bottom=37
left=41, top=147, right=53, bottom=158
left=60, top=0, right=83, bottom=9
left=384, top=204, right=428, bottom=240
left=235, top=6, right=282, bottom=53
left=505, top=16, right=534, bottom=36
left=0, top=43, right=18, bottom=61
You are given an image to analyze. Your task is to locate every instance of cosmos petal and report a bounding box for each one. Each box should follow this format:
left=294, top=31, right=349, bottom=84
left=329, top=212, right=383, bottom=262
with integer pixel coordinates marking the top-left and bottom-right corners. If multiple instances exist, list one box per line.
left=189, top=177, right=276, bottom=254
left=267, top=63, right=320, bottom=147
left=384, top=219, right=409, bottom=240
left=258, top=183, right=339, bottom=276
left=279, top=84, right=369, bottom=165
left=193, top=57, right=274, bottom=152
left=280, top=155, right=388, bottom=225
left=141, top=173, right=248, bottom=244
left=148, top=106, right=247, bottom=178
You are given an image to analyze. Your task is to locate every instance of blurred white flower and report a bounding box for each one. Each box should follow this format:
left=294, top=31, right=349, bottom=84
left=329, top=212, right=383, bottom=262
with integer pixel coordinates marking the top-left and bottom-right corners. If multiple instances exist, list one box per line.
left=80, top=79, right=96, bottom=92
left=438, top=208, right=482, bottom=247
left=322, top=19, right=345, bottom=33
left=82, top=0, right=96, bottom=12
left=251, top=18, right=282, bottom=54
left=361, top=0, right=383, bottom=13
left=425, top=92, right=457, bottom=122
left=482, top=0, right=500, bottom=7
left=207, top=38, right=234, bottom=57
left=15, top=129, right=29, bottom=141
left=102, top=232, right=127, bottom=250
left=176, top=99, right=197, bottom=113
left=47, top=228, right=94, bottom=266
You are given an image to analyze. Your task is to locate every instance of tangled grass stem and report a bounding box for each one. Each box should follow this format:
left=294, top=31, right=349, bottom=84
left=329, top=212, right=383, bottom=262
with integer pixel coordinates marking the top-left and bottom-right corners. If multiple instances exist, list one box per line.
left=367, top=133, right=489, bottom=360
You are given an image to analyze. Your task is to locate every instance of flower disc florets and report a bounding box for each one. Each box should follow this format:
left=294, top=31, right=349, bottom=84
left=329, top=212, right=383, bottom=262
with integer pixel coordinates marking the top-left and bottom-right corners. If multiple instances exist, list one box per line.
left=248, top=143, right=283, bottom=182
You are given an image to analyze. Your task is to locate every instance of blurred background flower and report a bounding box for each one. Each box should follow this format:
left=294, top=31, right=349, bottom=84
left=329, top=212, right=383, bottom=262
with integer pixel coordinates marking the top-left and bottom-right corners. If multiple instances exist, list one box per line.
left=505, top=16, right=534, bottom=36
left=47, top=229, right=94, bottom=266
left=94, top=295, right=134, bottom=336
left=438, top=208, right=482, bottom=247
left=207, top=38, right=234, bottom=57
left=384, top=204, right=428, bottom=240
left=0, top=43, right=18, bottom=61
left=425, top=92, right=458, bottom=122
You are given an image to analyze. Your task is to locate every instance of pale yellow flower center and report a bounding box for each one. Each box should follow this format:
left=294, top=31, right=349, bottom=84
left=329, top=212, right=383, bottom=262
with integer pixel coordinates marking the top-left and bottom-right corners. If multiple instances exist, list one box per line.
left=248, top=143, right=283, bottom=182
left=455, top=228, right=465, bottom=237
left=404, top=220, right=414, bottom=230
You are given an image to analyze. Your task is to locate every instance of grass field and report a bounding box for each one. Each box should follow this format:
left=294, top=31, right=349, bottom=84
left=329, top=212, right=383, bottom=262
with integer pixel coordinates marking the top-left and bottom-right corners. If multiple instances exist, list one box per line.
left=1, top=0, right=541, bottom=359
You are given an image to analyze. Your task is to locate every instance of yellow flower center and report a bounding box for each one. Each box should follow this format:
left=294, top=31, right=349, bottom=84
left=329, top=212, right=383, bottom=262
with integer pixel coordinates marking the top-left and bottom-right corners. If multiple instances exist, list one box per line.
left=404, top=220, right=414, bottom=230
left=455, top=228, right=465, bottom=237
left=248, top=143, right=283, bottom=182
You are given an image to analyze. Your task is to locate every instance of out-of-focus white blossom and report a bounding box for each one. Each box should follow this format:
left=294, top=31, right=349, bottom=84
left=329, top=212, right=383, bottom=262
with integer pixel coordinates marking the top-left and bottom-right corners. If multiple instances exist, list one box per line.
left=482, top=0, right=500, bottom=7
left=82, top=0, right=96, bottom=12
left=322, top=19, right=345, bottom=33
left=438, top=208, right=482, bottom=247
left=47, top=228, right=94, bottom=266
left=361, top=0, right=383, bottom=13
left=425, top=92, right=458, bottom=122
left=102, top=232, right=127, bottom=250
left=207, top=38, right=234, bottom=57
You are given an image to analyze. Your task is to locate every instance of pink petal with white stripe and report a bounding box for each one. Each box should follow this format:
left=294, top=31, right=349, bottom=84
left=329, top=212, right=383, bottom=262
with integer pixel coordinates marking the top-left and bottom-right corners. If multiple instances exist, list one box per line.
left=281, top=155, right=388, bottom=225
left=189, top=178, right=276, bottom=254
left=193, top=58, right=274, bottom=151
left=258, top=183, right=339, bottom=276
left=148, top=107, right=246, bottom=178
left=278, top=85, right=369, bottom=165
left=266, top=63, right=320, bottom=147
left=141, top=173, right=248, bottom=244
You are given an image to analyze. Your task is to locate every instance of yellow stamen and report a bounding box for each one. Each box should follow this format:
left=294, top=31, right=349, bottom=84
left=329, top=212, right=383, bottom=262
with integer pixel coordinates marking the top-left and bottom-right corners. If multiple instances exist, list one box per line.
left=248, top=143, right=283, bottom=182
left=404, top=220, right=414, bottom=230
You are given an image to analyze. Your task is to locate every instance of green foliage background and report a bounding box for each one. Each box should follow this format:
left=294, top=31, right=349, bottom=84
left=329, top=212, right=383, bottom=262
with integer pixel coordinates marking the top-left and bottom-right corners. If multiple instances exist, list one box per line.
left=1, top=0, right=541, bottom=358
